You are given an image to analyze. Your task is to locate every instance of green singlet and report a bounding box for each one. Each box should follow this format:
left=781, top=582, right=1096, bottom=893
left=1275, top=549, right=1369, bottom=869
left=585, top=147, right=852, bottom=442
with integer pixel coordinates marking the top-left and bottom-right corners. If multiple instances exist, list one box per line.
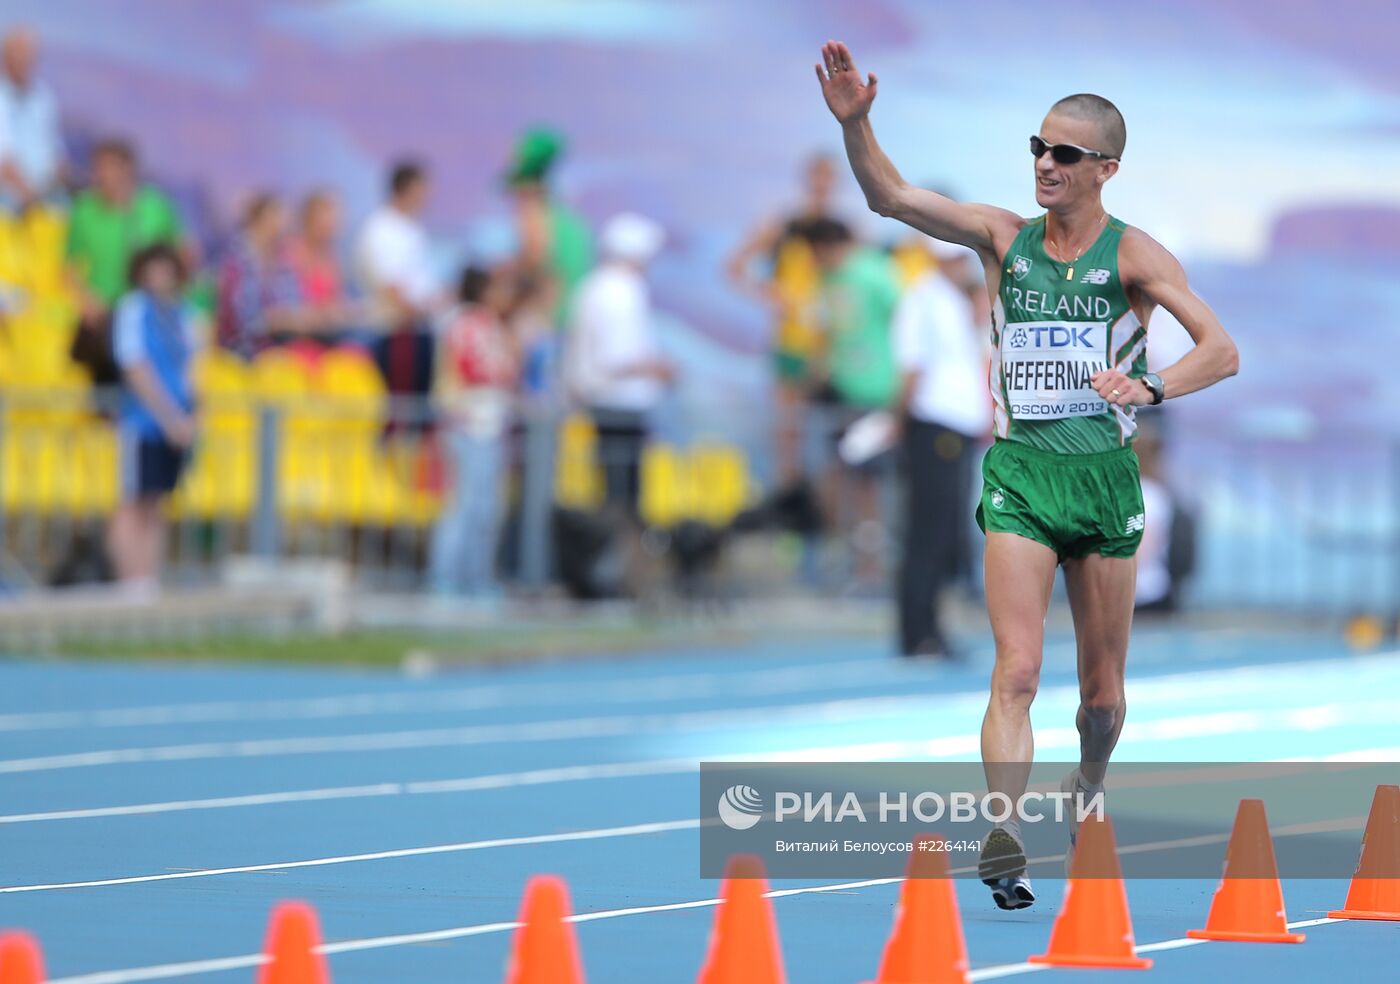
left=991, top=215, right=1146, bottom=454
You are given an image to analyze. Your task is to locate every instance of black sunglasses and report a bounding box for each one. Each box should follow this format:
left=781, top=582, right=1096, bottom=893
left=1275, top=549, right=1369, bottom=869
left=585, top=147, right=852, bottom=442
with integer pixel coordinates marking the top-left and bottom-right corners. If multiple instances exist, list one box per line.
left=1029, top=135, right=1117, bottom=165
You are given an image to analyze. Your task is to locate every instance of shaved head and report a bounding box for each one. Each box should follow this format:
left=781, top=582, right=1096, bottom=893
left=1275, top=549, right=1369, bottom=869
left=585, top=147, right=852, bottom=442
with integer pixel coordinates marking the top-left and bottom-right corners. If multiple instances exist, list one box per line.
left=2, top=27, right=37, bottom=86
left=1049, top=93, right=1125, bottom=159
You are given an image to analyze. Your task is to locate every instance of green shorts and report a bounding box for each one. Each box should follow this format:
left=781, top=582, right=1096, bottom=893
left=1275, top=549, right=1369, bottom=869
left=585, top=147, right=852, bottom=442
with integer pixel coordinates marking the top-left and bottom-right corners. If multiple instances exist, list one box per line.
left=975, top=440, right=1145, bottom=560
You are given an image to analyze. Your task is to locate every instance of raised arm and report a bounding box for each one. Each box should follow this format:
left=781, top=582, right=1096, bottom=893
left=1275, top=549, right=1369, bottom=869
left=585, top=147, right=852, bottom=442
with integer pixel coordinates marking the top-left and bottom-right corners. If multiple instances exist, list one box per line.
left=1092, top=228, right=1240, bottom=408
left=815, top=41, right=1022, bottom=257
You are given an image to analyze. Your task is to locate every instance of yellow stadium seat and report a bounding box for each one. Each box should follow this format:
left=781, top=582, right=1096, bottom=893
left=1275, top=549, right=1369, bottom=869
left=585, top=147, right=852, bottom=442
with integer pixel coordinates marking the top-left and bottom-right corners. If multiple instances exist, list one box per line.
left=192, top=349, right=250, bottom=397
left=247, top=347, right=327, bottom=523
left=0, top=213, right=21, bottom=287
left=691, top=443, right=751, bottom=526
left=19, top=207, right=69, bottom=293
left=251, top=347, right=312, bottom=402
left=319, top=346, right=385, bottom=402
left=554, top=413, right=604, bottom=510
left=67, top=422, right=118, bottom=513
left=170, top=350, right=256, bottom=519
left=0, top=206, right=78, bottom=390
left=640, top=443, right=684, bottom=528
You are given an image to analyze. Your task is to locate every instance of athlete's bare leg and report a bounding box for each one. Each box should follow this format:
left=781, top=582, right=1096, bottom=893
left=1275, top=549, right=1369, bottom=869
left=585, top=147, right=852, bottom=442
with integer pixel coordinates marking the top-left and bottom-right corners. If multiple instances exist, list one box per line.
left=980, top=531, right=1058, bottom=806
left=978, top=530, right=1058, bottom=903
left=774, top=381, right=805, bottom=487
left=1062, top=552, right=1137, bottom=785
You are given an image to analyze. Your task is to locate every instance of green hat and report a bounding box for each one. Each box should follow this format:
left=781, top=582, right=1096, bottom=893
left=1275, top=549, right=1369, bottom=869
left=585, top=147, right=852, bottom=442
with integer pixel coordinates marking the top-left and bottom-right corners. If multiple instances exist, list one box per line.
left=505, top=127, right=564, bottom=186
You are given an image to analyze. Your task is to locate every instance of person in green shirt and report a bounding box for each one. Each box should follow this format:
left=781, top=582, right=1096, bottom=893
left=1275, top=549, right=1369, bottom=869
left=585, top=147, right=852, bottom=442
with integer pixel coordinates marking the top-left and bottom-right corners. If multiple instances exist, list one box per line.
left=817, top=40, right=1239, bottom=911
left=66, top=138, right=189, bottom=386
left=505, top=128, right=593, bottom=332
left=804, top=216, right=900, bottom=587
left=807, top=217, right=900, bottom=410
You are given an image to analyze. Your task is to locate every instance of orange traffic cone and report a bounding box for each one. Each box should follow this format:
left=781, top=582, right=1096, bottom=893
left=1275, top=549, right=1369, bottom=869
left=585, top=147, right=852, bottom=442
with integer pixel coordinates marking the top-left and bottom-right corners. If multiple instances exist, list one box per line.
left=504, top=876, right=585, bottom=984
left=256, top=902, right=330, bottom=984
left=1186, top=799, right=1305, bottom=943
left=0, top=933, right=44, bottom=984
left=696, top=855, right=785, bottom=984
left=863, top=834, right=969, bottom=984
left=1028, top=815, right=1152, bottom=970
left=1329, top=784, right=1400, bottom=921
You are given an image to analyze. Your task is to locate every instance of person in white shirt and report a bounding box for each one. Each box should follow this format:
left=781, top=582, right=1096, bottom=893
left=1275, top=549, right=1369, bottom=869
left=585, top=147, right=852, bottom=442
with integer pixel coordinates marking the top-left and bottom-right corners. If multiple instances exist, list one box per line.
left=356, top=161, right=440, bottom=315
left=893, top=237, right=991, bottom=657
left=565, top=212, right=673, bottom=515
left=355, top=160, right=443, bottom=416
left=0, top=27, right=65, bottom=208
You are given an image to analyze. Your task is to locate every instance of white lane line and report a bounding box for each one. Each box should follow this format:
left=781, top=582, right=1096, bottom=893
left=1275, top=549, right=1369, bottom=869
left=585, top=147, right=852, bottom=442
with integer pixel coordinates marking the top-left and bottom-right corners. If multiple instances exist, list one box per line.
left=0, top=819, right=700, bottom=894
left=1, top=802, right=1366, bottom=896
left=4, top=688, right=1395, bottom=779
left=5, top=703, right=1396, bottom=824
left=40, top=874, right=1352, bottom=983
left=44, top=877, right=907, bottom=984
left=0, top=660, right=892, bottom=733
left=0, top=761, right=700, bottom=824
left=965, top=917, right=1342, bottom=981
left=6, top=644, right=1396, bottom=736
left=0, top=783, right=409, bottom=824
left=968, top=962, right=1048, bottom=980
left=0, top=693, right=955, bottom=775
left=51, top=954, right=267, bottom=984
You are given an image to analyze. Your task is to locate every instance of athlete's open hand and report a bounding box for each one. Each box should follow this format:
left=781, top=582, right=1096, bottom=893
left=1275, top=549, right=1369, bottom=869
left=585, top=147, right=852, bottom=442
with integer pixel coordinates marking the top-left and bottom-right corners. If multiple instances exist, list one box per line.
left=815, top=41, right=877, bottom=123
left=1091, top=369, right=1151, bottom=408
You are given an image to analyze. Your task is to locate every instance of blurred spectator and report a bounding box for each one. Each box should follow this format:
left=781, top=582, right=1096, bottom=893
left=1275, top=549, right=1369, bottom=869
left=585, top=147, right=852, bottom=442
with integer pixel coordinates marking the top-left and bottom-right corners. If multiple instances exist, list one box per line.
left=107, top=243, right=202, bottom=595
left=506, top=127, right=592, bottom=329
left=286, top=188, right=370, bottom=347
left=356, top=159, right=440, bottom=409
left=429, top=264, right=521, bottom=598
left=215, top=193, right=314, bottom=359
left=565, top=213, right=671, bottom=516
left=1134, top=423, right=1197, bottom=614
left=806, top=217, right=900, bottom=584
left=509, top=269, right=559, bottom=392
left=287, top=189, right=345, bottom=310
left=892, top=238, right=990, bottom=658
left=727, top=152, right=842, bottom=485
left=0, top=27, right=65, bottom=208
left=807, top=218, right=899, bottom=410
left=66, top=139, right=188, bottom=387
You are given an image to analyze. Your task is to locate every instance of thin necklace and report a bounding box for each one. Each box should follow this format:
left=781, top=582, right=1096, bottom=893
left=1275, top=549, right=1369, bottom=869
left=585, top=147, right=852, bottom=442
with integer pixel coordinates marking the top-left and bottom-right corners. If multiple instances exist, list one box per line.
left=1046, top=212, right=1108, bottom=282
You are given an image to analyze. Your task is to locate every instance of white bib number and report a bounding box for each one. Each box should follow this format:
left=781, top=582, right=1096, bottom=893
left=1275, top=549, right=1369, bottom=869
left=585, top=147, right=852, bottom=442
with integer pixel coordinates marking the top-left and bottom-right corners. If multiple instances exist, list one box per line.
left=1001, top=320, right=1109, bottom=420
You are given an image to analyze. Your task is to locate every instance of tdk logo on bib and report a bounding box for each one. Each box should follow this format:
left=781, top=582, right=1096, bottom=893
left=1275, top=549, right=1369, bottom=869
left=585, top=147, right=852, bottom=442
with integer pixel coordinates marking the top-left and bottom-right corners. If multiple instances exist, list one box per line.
left=1014, top=324, right=1096, bottom=349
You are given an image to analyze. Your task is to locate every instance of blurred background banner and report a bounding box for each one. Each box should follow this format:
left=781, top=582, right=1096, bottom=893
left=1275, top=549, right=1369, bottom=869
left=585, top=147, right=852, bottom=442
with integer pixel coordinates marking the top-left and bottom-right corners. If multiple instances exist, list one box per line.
left=1, top=0, right=1399, bottom=633
left=10, top=0, right=1400, bottom=411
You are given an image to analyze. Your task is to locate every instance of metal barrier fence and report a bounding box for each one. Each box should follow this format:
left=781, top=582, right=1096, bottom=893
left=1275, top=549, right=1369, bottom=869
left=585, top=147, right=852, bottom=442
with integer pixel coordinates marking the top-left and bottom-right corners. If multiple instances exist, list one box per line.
left=1, top=382, right=1397, bottom=614
left=0, top=385, right=767, bottom=596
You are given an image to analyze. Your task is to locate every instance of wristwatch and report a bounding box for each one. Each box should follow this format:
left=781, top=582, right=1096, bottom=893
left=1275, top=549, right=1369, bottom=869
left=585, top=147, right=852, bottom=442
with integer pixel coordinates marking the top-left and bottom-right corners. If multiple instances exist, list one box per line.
left=1141, top=372, right=1165, bottom=406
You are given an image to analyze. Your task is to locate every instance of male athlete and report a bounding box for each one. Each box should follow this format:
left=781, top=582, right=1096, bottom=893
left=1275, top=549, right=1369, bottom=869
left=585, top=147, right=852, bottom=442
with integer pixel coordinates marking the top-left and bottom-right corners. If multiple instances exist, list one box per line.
left=815, top=41, right=1239, bottom=909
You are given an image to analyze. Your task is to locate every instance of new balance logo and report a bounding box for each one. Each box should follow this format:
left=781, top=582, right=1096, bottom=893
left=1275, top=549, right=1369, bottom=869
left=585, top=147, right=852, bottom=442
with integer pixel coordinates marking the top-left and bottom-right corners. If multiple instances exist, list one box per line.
left=1125, top=513, right=1145, bottom=534
left=1080, top=268, right=1111, bottom=285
